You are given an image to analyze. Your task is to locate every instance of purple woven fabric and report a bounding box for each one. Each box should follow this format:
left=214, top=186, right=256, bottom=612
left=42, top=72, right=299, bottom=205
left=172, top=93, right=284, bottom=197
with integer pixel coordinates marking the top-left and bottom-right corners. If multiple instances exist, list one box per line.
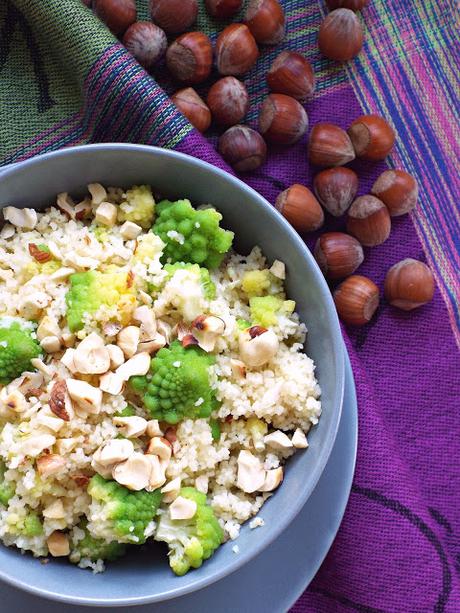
left=177, top=82, right=460, bottom=612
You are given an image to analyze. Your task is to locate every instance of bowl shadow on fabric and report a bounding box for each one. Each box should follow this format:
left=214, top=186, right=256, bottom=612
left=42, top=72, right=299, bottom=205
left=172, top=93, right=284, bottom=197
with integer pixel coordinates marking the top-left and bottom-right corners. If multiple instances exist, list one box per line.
left=0, top=144, right=345, bottom=607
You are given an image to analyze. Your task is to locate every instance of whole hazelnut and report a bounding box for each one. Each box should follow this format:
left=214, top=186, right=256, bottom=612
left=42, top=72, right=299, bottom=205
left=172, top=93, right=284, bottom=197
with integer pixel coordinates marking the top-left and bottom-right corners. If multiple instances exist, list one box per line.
left=216, top=24, right=259, bottom=76
left=371, top=169, right=418, bottom=216
left=207, top=77, right=249, bottom=127
left=348, top=114, right=395, bottom=160
left=218, top=125, right=267, bottom=172
left=318, top=8, right=364, bottom=61
left=149, top=0, right=198, bottom=34
left=166, top=32, right=213, bottom=84
left=205, top=0, right=243, bottom=19
left=334, top=275, right=379, bottom=326
left=384, top=259, right=435, bottom=311
left=314, top=232, right=364, bottom=279
left=313, top=167, right=358, bottom=217
left=326, top=0, right=369, bottom=10
left=275, top=184, right=324, bottom=233
left=308, top=123, right=355, bottom=166
left=346, top=195, right=391, bottom=246
left=94, top=0, right=137, bottom=36
left=245, top=0, right=286, bottom=45
left=122, top=22, right=167, bottom=69
left=267, top=51, right=315, bottom=100
left=259, top=94, right=308, bottom=145
left=171, top=88, right=211, bottom=133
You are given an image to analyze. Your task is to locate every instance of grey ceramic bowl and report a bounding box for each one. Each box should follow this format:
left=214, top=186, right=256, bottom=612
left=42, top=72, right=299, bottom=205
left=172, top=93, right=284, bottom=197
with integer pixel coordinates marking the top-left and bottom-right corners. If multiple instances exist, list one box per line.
left=0, top=144, right=344, bottom=607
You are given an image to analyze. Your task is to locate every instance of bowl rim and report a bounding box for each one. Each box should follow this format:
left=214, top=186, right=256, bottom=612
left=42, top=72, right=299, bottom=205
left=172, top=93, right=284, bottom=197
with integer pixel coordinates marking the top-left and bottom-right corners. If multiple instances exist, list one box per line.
left=0, top=143, right=345, bottom=607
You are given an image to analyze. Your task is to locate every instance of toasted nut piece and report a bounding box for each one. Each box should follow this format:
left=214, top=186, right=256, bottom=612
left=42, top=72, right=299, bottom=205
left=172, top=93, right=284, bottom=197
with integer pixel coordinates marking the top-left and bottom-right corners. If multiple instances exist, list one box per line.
left=169, top=496, right=197, bottom=520
left=269, top=259, right=286, bottom=279
left=61, top=348, right=78, bottom=373
left=163, top=427, right=177, bottom=444
left=19, top=432, right=56, bottom=457
left=291, top=428, right=308, bottom=448
left=71, top=474, right=90, bottom=487
left=95, top=202, right=117, bottom=226
left=50, top=380, right=74, bottom=421
left=239, top=328, right=279, bottom=368
left=191, top=315, right=226, bottom=352
left=30, top=358, right=53, bottom=378
left=90, top=459, right=113, bottom=480
left=120, top=221, right=143, bottom=240
left=264, top=430, right=293, bottom=450
left=113, top=416, right=147, bottom=438
left=66, top=379, right=102, bottom=414
left=37, top=316, right=61, bottom=341
left=156, top=319, right=172, bottom=344
left=134, top=306, right=156, bottom=336
left=117, top=326, right=141, bottom=358
left=146, top=437, right=172, bottom=463
left=95, top=439, right=134, bottom=466
left=43, top=499, right=66, bottom=519
left=138, top=333, right=167, bottom=355
left=236, top=450, right=266, bottom=493
left=146, top=420, right=163, bottom=438
left=259, top=467, right=283, bottom=492
left=145, top=454, right=167, bottom=491
left=73, top=333, right=110, bottom=374
left=230, top=358, right=246, bottom=379
left=103, top=322, right=122, bottom=338
left=3, top=206, right=37, bottom=229
left=112, top=452, right=153, bottom=491
left=0, top=224, right=15, bottom=239
left=40, top=335, right=61, bottom=353
left=35, top=406, right=65, bottom=433
left=36, top=454, right=66, bottom=478
left=55, top=438, right=78, bottom=455
left=88, top=183, right=107, bottom=205
left=161, top=477, right=181, bottom=503
left=56, top=192, right=76, bottom=218
left=62, top=332, right=76, bottom=348
left=2, top=389, right=28, bottom=413
left=195, top=475, right=209, bottom=494
left=116, top=352, right=150, bottom=380
left=99, top=372, right=124, bottom=395
left=18, top=292, right=50, bottom=319
left=5, top=372, right=43, bottom=398
left=50, top=267, right=76, bottom=282
left=106, top=344, right=125, bottom=369
left=47, top=531, right=70, bottom=557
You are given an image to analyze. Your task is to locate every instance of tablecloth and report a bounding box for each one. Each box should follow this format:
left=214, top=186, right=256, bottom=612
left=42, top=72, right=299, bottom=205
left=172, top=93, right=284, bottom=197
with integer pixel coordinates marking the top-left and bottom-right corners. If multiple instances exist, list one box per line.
left=0, top=1, right=459, bottom=611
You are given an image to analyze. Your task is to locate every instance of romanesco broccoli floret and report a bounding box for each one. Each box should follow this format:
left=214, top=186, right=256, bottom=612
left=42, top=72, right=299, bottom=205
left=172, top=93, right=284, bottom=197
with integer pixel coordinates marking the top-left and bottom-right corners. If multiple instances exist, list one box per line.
left=116, top=404, right=136, bottom=418
left=70, top=522, right=126, bottom=563
left=117, top=185, right=155, bottom=229
left=20, top=260, right=61, bottom=282
left=152, top=200, right=234, bottom=269
left=7, top=508, right=43, bottom=537
left=65, top=270, right=136, bottom=332
left=155, top=487, right=223, bottom=576
left=164, top=263, right=216, bottom=300
left=249, top=296, right=295, bottom=328
left=130, top=341, right=216, bottom=425
left=86, top=475, right=162, bottom=545
left=0, top=462, right=14, bottom=506
left=241, top=270, right=272, bottom=296
left=0, top=319, right=42, bottom=384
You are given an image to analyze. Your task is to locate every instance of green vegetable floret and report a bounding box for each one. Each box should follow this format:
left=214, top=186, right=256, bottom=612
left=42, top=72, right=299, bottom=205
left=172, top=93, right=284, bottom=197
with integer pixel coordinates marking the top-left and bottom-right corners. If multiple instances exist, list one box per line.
left=0, top=461, right=15, bottom=506
left=65, top=270, right=135, bottom=332
left=249, top=296, right=295, bottom=328
left=86, top=475, right=162, bottom=545
left=152, top=199, right=234, bottom=269
left=155, top=487, right=223, bottom=576
left=0, top=319, right=42, bottom=385
left=130, top=341, right=216, bottom=425
left=117, top=185, right=155, bottom=229
left=70, top=522, right=126, bottom=564
left=164, top=263, right=216, bottom=300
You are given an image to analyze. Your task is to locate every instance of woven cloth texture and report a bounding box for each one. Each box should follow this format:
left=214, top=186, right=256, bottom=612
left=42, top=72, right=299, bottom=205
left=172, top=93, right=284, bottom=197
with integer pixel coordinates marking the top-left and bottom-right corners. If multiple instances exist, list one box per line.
left=1, top=1, right=459, bottom=611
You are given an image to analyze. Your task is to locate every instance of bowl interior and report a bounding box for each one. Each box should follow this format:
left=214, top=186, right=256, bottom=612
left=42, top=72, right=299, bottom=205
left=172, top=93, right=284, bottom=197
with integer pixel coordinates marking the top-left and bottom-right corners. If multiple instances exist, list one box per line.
left=0, top=145, right=344, bottom=606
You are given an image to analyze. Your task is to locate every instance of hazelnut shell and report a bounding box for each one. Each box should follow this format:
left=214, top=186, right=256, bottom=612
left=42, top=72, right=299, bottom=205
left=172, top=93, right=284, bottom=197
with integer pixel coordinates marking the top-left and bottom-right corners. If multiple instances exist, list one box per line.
left=166, top=32, right=213, bottom=84
left=207, top=77, right=249, bottom=127
left=275, top=184, right=324, bottom=233
left=259, top=94, right=309, bottom=145
left=122, top=22, right=167, bottom=69
left=318, top=8, right=364, bottom=61
left=326, top=0, right=369, bottom=11
left=171, top=88, right=211, bottom=133
left=348, top=115, right=396, bottom=160
left=313, top=167, right=359, bottom=217
left=94, top=0, right=137, bottom=35
left=205, top=0, right=243, bottom=19
left=384, top=259, right=435, bottom=311
left=218, top=125, right=267, bottom=173
left=216, top=24, right=259, bottom=76
left=346, top=195, right=391, bottom=247
left=334, top=275, right=379, bottom=326
left=371, top=169, right=418, bottom=216
left=245, top=0, right=286, bottom=45
left=149, top=0, right=198, bottom=34
left=267, top=51, right=315, bottom=100
left=308, top=123, right=355, bottom=166
left=314, top=232, right=364, bottom=279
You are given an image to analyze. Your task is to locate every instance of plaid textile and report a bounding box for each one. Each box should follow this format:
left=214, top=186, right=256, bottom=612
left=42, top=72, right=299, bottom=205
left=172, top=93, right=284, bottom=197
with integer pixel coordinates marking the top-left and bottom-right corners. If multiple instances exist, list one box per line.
left=1, top=1, right=459, bottom=611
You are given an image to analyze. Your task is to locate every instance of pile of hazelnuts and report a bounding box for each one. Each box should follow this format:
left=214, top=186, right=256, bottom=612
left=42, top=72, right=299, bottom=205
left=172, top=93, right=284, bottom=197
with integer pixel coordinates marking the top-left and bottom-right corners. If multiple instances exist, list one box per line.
left=84, top=0, right=435, bottom=327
